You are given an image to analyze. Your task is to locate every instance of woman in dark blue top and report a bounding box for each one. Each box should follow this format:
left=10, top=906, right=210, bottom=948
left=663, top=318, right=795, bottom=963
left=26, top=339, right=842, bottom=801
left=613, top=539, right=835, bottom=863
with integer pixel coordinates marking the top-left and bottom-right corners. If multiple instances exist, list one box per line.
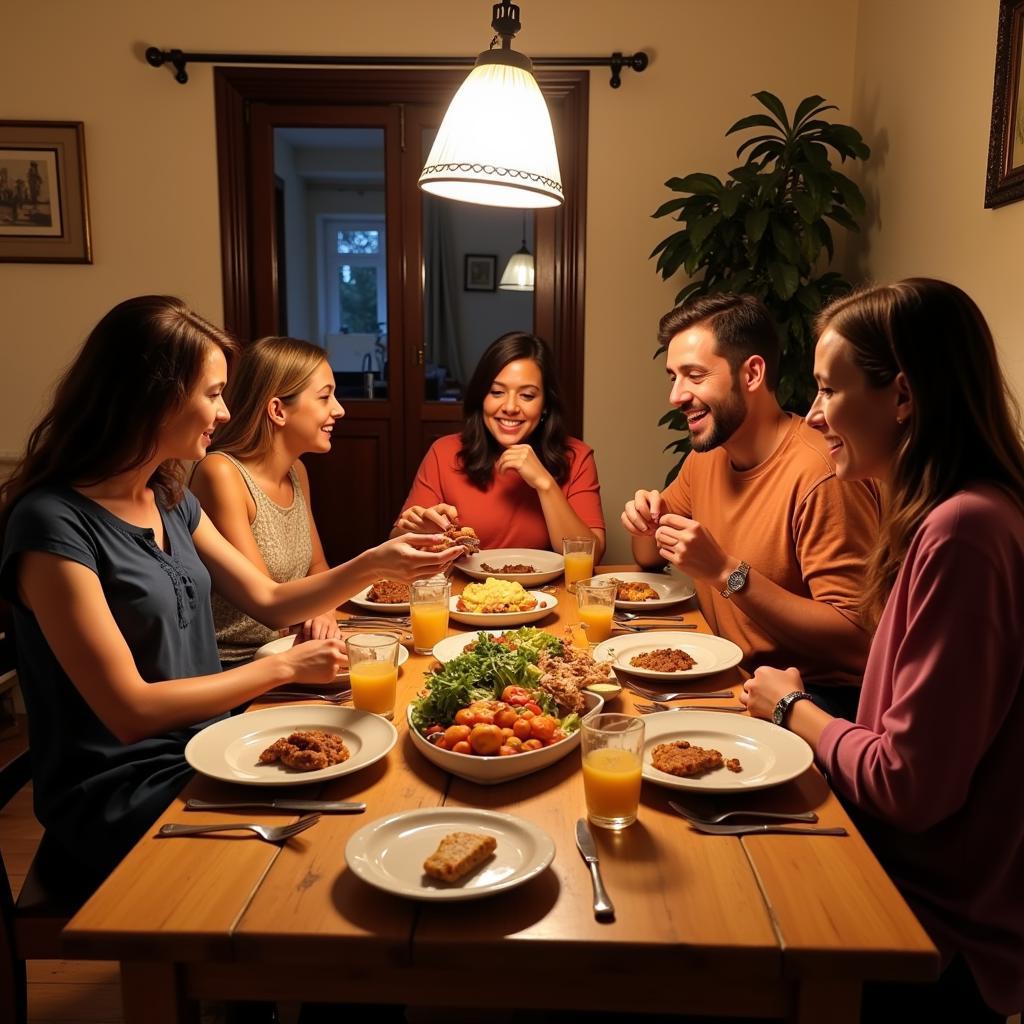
left=0, top=295, right=464, bottom=890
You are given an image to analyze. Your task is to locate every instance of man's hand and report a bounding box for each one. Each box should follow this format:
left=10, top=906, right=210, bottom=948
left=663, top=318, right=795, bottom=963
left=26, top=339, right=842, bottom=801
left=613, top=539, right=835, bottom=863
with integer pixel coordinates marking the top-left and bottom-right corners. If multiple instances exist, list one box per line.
left=653, top=513, right=732, bottom=584
left=621, top=488, right=662, bottom=537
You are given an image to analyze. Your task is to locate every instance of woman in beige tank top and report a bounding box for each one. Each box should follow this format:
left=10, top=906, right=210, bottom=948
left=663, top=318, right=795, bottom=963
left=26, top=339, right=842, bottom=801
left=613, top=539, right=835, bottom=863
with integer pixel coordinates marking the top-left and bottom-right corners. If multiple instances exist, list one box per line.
left=191, top=337, right=343, bottom=665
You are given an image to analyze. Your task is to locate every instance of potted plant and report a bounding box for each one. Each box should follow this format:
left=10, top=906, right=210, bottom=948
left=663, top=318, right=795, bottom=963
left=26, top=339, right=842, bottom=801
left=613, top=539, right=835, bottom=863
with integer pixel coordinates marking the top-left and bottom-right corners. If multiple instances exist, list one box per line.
left=650, top=91, right=870, bottom=479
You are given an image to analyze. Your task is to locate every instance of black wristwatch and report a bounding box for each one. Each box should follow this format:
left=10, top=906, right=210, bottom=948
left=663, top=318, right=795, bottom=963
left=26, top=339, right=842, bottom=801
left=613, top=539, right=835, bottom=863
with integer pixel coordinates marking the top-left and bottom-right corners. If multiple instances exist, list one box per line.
left=719, top=560, right=750, bottom=599
left=772, top=690, right=815, bottom=728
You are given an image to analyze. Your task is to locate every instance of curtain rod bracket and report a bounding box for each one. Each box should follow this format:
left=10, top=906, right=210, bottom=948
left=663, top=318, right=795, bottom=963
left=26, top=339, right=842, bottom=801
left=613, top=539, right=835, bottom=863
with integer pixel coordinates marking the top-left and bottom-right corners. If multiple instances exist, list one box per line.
left=143, top=46, right=649, bottom=89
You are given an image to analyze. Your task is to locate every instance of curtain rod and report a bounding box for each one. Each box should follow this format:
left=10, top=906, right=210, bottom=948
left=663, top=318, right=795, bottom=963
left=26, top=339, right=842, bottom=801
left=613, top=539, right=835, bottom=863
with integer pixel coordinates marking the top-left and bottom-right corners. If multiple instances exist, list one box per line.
left=144, top=47, right=649, bottom=88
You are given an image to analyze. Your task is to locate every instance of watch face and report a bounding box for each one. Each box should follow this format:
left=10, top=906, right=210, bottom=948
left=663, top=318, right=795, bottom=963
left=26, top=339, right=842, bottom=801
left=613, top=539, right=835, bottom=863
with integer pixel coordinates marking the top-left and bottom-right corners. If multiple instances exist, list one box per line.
left=727, top=570, right=745, bottom=590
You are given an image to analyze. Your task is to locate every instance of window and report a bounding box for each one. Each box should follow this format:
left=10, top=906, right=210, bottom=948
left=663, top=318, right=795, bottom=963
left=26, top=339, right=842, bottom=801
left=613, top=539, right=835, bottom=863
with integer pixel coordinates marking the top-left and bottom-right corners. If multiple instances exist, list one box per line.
left=320, top=215, right=387, bottom=337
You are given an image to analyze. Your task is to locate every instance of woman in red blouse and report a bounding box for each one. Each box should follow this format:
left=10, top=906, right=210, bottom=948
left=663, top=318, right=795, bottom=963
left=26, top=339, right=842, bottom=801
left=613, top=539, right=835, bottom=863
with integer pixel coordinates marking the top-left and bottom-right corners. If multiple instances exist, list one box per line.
left=395, top=332, right=606, bottom=558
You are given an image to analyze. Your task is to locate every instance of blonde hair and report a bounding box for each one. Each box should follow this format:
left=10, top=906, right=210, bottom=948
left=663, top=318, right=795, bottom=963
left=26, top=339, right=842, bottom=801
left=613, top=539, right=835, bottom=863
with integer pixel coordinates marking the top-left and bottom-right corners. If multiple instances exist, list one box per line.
left=816, top=278, right=1024, bottom=626
left=211, top=336, right=328, bottom=461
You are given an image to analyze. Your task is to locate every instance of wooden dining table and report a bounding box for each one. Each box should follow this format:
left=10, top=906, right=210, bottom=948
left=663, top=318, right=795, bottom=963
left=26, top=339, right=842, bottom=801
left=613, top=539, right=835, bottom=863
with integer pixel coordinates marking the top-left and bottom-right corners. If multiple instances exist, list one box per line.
left=63, top=568, right=938, bottom=1023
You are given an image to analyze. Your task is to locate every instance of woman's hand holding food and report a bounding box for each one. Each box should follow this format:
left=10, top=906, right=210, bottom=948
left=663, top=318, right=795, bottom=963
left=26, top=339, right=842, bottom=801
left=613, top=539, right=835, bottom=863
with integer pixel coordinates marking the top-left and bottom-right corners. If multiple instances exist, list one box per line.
left=740, top=666, right=805, bottom=720
left=292, top=613, right=342, bottom=643
left=496, top=444, right=554, bottom=491
left=370, top=531, right=465, bottom=582
left=395, top=503, right=459, bottom=534
left=279, top=637, right=348, bottom=683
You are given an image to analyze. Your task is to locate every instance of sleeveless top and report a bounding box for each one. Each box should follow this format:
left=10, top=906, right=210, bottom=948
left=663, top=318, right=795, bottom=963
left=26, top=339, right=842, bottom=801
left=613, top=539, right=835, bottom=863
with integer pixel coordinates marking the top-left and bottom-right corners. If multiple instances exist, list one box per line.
left=208, top=453, right=314, bottom=662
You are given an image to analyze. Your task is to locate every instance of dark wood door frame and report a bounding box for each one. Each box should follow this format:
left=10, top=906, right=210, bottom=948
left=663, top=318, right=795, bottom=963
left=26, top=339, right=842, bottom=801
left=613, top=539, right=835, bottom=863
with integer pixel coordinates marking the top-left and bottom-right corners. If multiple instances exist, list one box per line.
left=213, top=67, right=589, bottom=437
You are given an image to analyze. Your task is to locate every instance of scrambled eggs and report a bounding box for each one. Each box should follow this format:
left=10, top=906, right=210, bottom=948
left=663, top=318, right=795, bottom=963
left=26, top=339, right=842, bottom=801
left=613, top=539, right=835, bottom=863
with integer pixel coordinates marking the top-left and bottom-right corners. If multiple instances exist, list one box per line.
left=457, top=578, right=538, bottom=613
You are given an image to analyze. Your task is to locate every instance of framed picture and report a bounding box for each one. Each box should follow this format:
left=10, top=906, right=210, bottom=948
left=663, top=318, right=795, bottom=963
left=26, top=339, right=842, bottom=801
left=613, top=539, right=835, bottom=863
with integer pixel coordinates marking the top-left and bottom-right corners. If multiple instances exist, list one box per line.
left=0, top=121, right=92, bottom=262
left=464, top=253, right=496, bottom=292
left=985, top=0, right=1024, bottom=208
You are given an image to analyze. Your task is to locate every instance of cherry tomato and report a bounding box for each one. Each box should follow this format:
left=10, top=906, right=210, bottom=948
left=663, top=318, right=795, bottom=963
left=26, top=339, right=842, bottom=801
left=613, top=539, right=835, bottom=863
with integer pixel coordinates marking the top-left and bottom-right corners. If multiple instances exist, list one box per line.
left=444, top=725, right=471, bottom=747
left=454, top=708, right=475, bottom=727
left=452, top=741, right=472, bottom=755
left=550, top=728, right=567, bottom=743
left=505, top=736, right=523, bottom=751
left=425, top=724, right=444, bottom=736
left=471, top=708, right=496, bottom=726
left=521, top=738, right=543, bottom=752
left=469, top=723, right=503, bottom=756
left=495, top=708, right=519, bottom=729
left=512, top=717, right=532, bottom=740
left=525, top=701, right=542, bottom=716
left=434, top=737, right=450, bottom=750
left=501, top=685, right=530, bottom=704
left=500, top=727, right=514, bottom=739
left=498, top=744, right=518, bottom=757
left=529, top=715, right=557, bottom=742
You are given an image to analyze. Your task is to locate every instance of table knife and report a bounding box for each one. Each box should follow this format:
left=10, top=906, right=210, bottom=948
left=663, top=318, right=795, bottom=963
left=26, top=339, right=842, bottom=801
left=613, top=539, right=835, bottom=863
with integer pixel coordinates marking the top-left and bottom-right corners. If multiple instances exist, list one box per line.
left=575, top=818, right=615, bottom=920
left=185, top=798, right=366, bottom=813
left=687, top=821, right=847, bottom=836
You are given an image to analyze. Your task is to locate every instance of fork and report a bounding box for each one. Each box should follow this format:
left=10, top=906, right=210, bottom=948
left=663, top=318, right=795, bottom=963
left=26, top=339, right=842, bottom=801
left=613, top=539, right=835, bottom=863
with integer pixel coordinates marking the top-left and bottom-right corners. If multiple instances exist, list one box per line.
left=616, top=612, right=695, bottom=623
left=612, top=622, right=698, bottom=633
left=258, top=689, right=352, bottom=703
left=623, top=681, right=735, bottom=701
left=636, top=702, right=746, bottom=714
left=668, top=799, right=818, bottom=825
left=155, top=813, right=321, bottom=842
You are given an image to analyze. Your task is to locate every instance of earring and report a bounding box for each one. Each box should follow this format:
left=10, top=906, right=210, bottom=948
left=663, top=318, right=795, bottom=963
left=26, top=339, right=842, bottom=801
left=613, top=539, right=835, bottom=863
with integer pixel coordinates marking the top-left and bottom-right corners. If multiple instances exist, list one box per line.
left=897, top=416, right=906, bottom=426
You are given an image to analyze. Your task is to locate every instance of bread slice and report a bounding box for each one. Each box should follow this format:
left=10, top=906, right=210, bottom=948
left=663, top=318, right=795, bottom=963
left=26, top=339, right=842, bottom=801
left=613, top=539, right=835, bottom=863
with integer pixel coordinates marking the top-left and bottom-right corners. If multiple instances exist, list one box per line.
left=423, top=831, right=497, bottom=882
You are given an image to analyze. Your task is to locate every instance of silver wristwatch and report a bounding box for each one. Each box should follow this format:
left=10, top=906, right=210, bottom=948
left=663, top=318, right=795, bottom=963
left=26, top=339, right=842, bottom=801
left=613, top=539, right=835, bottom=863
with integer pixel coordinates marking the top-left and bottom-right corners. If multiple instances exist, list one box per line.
left=772, top=690, right=815, bottom=728
left=719, top=560, right=750, bottom=599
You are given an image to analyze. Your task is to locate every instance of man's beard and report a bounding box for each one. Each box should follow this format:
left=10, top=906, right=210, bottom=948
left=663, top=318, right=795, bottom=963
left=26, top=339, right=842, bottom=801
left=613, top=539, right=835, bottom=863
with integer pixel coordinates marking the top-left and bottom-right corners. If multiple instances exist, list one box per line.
left=688, top=379, right=747, bottom=452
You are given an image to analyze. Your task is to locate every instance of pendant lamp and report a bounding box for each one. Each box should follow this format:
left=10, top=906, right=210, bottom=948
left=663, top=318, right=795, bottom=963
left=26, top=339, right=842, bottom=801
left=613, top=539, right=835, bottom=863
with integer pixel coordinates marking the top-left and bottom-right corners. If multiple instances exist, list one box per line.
left=419, top=3, right=563, bottom=209
left=499, top=217, right=535, bottom=291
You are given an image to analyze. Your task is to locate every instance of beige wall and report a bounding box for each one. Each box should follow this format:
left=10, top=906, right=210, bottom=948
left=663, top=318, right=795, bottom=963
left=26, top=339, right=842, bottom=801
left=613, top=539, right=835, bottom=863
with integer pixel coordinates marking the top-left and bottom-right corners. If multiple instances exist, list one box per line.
left=848, top=0, right=1024, bottom=398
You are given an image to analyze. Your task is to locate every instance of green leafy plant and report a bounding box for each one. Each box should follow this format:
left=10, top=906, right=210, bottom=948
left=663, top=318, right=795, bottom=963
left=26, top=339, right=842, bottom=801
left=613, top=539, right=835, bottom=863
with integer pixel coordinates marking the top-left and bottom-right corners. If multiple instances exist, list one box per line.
left=650, top=91, right=870, bottom=479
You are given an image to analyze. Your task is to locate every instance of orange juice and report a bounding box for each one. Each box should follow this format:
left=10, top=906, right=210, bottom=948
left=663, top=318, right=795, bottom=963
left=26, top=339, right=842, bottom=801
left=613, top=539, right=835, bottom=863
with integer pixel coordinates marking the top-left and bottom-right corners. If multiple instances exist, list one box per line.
left=349, top=660, right=398, bottom=718
left=411, top=603, right=449, bottom=653
left=583, top=748, right=642, bottom=828
left=579, top=604, right=613, bottom=643
left=563, top=551, right=594, bottom=591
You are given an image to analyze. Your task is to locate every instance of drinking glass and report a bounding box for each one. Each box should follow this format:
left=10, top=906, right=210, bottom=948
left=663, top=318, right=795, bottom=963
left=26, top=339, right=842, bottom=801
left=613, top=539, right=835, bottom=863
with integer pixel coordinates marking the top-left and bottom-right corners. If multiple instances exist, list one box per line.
left=562, top=536, right=596, bottom=594
left=575, top=578, right=617, bottom=645
left=346, top=633, right=399, bottom=720
left=581, top=714, right=645, bottom=830
left=409, top=578, right=451, bottom=655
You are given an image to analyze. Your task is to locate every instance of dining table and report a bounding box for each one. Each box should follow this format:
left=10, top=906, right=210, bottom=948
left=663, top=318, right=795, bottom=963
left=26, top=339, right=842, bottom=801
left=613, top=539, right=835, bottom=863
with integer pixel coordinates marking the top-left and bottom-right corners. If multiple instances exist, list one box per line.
left=62, top=567, right=938, bottom=1023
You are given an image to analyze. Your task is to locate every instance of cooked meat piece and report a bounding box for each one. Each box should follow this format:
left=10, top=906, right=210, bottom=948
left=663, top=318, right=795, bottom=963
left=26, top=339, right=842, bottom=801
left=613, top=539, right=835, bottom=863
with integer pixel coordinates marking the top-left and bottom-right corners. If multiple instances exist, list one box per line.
left=630, top=648, right=696, bottom=672
left=367, top=579, right=410, bottom=603
left=426, top=525, right=481, bottom=554
left=537, top=644, right=610, bottom=714
left=423, top=832, right=497, bottom=882
left=259, top=730, right=350, bottom=772
left=651, top=739, right=740, bottom=777
left=480, top=562, right=536, bottom=574
left=610, top=579, right=660, bottom=602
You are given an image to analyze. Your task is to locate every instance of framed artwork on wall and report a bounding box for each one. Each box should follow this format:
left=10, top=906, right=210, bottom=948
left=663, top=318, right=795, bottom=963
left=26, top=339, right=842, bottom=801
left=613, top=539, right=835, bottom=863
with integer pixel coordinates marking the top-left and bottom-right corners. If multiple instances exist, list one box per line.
left=464, top=253, right=496, bottom=292
left=0, top=120, right=92, bottom=262
left=985, top=0, right=1024, bottom=208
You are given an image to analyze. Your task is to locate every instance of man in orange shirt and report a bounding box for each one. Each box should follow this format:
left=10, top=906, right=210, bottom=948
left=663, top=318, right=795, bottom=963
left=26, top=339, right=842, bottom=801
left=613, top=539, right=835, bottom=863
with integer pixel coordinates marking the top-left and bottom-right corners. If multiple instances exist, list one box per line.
left=622, top=293, right=880, bottom=716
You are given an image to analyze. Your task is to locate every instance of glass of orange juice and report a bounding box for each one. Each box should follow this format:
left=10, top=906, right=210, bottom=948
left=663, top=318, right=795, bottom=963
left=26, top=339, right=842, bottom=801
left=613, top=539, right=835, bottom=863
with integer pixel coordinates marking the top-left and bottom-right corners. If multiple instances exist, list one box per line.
left=563, top=536, right=596, bottom=594
left=575, top=578, right=617, bottom=645
left=346, top=633, right=400, bottom=720
left=409, top=578, right=451, bottom=655
left=581, top=713, right=645, bottom=830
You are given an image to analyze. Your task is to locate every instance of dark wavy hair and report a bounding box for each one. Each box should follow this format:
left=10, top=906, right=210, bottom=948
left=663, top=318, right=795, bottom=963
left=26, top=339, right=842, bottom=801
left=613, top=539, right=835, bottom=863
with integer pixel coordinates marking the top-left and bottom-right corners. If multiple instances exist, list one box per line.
left=0, top=295, right=237, bottom=538
left=459, top=332, right=570, bottom=490
left=815, top=278, right=1024, bottom=626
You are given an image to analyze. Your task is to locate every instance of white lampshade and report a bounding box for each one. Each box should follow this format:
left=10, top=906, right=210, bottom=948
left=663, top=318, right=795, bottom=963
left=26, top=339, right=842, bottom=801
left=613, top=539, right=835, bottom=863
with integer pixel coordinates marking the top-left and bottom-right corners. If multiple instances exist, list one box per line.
left=499, top=245, right=535, bottom=290
left=419, top=60, right=563, bottom=209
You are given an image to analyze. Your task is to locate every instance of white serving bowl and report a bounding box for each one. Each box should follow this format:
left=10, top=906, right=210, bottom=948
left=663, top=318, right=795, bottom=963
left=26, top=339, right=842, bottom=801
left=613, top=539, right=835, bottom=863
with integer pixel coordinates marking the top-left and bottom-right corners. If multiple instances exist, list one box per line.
left=407, top=690, right=605, bottom=785
left=458, top=548, right=565, bottom=587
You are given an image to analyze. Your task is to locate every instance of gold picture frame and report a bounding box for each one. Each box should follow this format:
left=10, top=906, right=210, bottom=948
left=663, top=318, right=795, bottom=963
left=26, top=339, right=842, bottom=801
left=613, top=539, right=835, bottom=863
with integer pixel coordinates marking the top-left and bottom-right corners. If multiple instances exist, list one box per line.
left=0, top=120, right=92, bottom=262
left=985, top=0, right=1024, bottom=208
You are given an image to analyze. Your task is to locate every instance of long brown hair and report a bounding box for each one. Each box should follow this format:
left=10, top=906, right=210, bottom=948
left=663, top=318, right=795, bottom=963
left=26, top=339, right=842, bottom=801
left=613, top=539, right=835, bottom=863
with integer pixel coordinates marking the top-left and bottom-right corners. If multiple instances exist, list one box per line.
left=0, top=295, right=237, bottom=537
left=816, top=278, right=1024, bottom=624
left=209, top=336, right=328, bottom=461
left=459, top=332, right=570, bottom=489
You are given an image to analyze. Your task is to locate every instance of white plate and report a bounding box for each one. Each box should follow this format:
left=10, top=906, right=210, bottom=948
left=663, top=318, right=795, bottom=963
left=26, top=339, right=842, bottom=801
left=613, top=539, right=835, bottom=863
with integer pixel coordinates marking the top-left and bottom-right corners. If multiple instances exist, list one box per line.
left=254, top=632, right=409, bottom=684
left=592, top=631, right=743, bottom=681
left=589, top=571, right=696, bottom=610
left=407, top=690, right=604, bottom=784
left=184, top=705, right=398, bottom=786
left=348, top=584, right=410, bottom=613
left=641, top=711, right=813, bottom=793
left=458, top=548, right=565, bottom=586
left=449, top=591, right=557, bottom=628
left=345, top=807, right=555, bottom=900
left=431, top=630, right=505, bottom=663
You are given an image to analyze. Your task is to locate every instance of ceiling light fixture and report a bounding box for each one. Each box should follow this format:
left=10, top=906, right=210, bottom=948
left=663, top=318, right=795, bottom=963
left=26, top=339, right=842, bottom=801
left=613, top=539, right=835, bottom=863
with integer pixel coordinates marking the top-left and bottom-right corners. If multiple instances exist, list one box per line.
left=419, top=3, right=563, bottom=209
left=499, top=217, right=535, bottom=291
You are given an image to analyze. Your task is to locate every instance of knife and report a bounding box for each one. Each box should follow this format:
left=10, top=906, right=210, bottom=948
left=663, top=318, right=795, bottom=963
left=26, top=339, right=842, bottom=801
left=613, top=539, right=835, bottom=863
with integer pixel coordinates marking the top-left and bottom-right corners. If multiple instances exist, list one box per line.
left=185, top=798, right=366, bottom=813
left=575, top=818, right=615, bottom=920
left=687, top=821, right=847, bottom=836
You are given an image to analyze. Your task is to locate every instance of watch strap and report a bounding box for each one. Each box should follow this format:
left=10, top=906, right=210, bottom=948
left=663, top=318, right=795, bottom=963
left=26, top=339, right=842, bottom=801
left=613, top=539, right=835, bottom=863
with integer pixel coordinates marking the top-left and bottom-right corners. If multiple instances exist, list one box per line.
left=772, top=690, right=815, bottom=728
left=720, top=560, right=751, bottom=599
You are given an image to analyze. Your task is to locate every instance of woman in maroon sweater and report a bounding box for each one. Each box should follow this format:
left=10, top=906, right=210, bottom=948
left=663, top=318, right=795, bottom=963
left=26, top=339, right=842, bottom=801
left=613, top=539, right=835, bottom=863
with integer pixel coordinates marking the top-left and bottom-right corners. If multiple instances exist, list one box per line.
left=743, top=279, right=1024, bottom=1021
